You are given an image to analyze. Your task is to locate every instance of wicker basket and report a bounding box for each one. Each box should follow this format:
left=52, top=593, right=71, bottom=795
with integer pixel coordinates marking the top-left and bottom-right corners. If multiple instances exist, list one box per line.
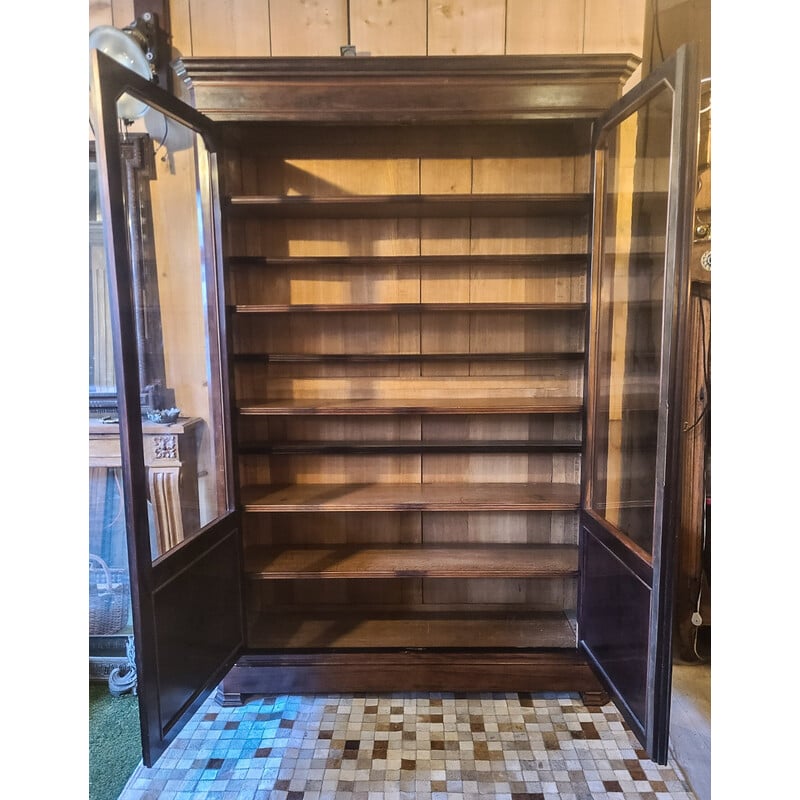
left=89, top=554, right=131, bottom=636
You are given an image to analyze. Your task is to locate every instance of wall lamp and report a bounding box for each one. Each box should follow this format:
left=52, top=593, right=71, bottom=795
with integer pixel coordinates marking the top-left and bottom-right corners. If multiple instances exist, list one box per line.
left=89, top=13, right=163, bottom=121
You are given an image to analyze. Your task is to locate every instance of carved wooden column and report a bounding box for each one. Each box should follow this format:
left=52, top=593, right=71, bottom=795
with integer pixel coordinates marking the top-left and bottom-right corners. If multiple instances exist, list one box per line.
left=90, top=417, right=201, bottom=556
left=144, top=428, right=199, bottom=554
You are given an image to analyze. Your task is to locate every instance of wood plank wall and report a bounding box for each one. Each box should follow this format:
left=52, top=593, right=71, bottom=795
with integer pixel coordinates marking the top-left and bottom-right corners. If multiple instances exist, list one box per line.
left=92, top=1, right=646, bottom=76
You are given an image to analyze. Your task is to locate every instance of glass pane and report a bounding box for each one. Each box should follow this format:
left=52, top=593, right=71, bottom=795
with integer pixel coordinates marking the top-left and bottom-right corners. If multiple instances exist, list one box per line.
left=90, top=146, right=134, bottom=682
left=590, top=86, right=673, bottom=555
left=89, top=156, right=116, bottom=402
left=115, top=108, right=228, bottom=561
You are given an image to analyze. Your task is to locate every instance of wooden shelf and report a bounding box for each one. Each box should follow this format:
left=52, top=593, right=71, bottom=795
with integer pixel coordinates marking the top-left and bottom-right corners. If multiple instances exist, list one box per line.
left=238, top=440, right=582, bottom=455
left=234, top=351, right=585, bottom=364
left=236, top=302, right=586, bottom=314
left=227, top=254, right=589, bottom=269
left=226, top=193, right=591, bottom=219
left=244, top=544, right=578, bottom=579
left=241, top=482, right=580, bottom=512
left=247, top=608, right=577, bottom=649
left=233, top=301, right=585, bottom=314
left=238, top=397, right=583, bottom=416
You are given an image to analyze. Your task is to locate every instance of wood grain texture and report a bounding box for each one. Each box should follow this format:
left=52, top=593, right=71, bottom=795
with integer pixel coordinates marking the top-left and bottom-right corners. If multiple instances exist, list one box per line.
left=234, top=351, right=584, bottom=363
left=248, top=374, right=582, bottom=401
left=227, top=254, right=589, bottom=268
left=235, top=415, right=581, bottom=455
left=238, top=450, right=580, bottom=491
left=238, top=397, right=584, bottom=415
left=241, top=482, right=580, bottom=511
left=244, top=543, right=578, bottom=578
left=241, top=509, right=578, bottom=546
left=280, top=157, right=421, bottom=196
left=119, top=1, right=648, bottom=66
left=169, top=0, right=193, bottom=59
left=233, top=301, right=586, bottom=312
left=149, top=138, right=210, bottom=424
left=506, top=0, right=585, bottom=55
left=422, top=510, right=578, bottom=545
left=584, top=0, right=645, bottom=88
left=225, top=193, right=592, bottom=218
left=243, top=509, right=424, bottom=546
left=349, top=0, right=427, bottom=55
left=583, top=0, right=645, bottom=54
left=177, top=55, right=641, bottom=122
left=269, top=0, right=349, bottom=55
left=239, top=440, right=582, bottom=454
left=188, top=0, right=271, bottom=56
left=427, top=0, right=507, bottom=55
left=90, top=0, right=114, bottom=28
left=248, top=608, right=577, bottom=648
left=247, top=579, right=577, bottom=610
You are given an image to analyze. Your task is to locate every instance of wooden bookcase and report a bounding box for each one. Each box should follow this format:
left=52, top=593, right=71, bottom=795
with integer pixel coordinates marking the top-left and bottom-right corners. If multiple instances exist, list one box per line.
left=94, top=47, right=701, bottom=763
left=173, top=55, right=639, bottom=703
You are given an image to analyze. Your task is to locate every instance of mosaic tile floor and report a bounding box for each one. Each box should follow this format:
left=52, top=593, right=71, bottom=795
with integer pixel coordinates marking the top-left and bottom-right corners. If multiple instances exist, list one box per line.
left=118, top=691, right=698, bottom=800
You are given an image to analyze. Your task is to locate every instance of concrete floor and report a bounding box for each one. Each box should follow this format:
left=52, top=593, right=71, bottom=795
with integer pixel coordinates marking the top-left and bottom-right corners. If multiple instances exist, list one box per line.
left=670, top=661, right=711, bottom=800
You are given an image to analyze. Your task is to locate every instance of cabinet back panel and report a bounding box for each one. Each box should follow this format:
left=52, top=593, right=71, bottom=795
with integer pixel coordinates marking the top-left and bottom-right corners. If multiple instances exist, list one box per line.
left=264, top=158, right=422, bottom=196
left=227, top=261, right=586, bottom=306
left=221, top=122, right=592, bottom=162
left=245, top=375, right=583, bottom=401
left=244, top=579, right=578, bottom=649
left=228, top=218, right=424, bottom=259
left=232, top=310, right=585, bottom=356
left=241, top=510, right=577, bottom=547
left=236, top=414, right=581, bottom=444
left=237, top=452, right=580, bottom=486
left=470, top=217, right=589, bottom=254
left=238, top=454, right=422, bottom=486
left=248, top=579, right=423, bottom=609
left=438, top=267, right=586, bottom=303
left=220, top=114, right=593, bottom=657
left=225, top=217, right=588, bottom=258
left=420, top=453, right=581, bottom=484
left=228, top=263, right=422, bottom=305
left=243, top=511, right=423, bottom=546
left=422, top=511, right=578, bottom=545
left=233, top=312, right=419, bottom=355
left=237, top=416, right=424, bottom=442
left=422, top=577, right=577, bottom=609
left=222, top=123, right=590, bottom=184
left=246, top=578, right=576, bottom=612
left=233, top=360, right=583, bottom=388
left=240, top=154, right=586, bottom=196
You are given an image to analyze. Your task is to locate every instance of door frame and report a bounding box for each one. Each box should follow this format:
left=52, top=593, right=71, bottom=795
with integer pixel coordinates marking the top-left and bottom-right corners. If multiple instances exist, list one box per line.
left=91, top=49, right=244, bottom=766
left=579, top=42, right=700, bottom=763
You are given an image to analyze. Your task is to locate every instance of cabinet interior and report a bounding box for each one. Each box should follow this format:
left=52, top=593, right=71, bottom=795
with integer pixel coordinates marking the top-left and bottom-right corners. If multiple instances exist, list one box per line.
left=220, top=119, right=593, bottom=653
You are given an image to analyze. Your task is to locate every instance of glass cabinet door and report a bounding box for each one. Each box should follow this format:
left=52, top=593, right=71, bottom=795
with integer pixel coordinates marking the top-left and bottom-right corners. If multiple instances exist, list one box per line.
left=91, top=49, right=244, bottom=766
left=580, top=44, right=699, bottom=764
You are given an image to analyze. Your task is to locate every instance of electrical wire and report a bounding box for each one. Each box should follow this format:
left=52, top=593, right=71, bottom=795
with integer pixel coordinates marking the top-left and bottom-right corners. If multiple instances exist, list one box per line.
left=154, top=115, right=170, bottom=162
left=683, top=297, right=710, bottom=432
left=652, top=0, right=666, bottom=63
left=692, top=462, right=710, bottom=663
left=685, top=295, right=711, bottom=663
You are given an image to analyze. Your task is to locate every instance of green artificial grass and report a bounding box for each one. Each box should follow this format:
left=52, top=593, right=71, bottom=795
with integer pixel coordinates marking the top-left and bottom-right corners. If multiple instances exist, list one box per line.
left=89, top=683, right=141, bottom=800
